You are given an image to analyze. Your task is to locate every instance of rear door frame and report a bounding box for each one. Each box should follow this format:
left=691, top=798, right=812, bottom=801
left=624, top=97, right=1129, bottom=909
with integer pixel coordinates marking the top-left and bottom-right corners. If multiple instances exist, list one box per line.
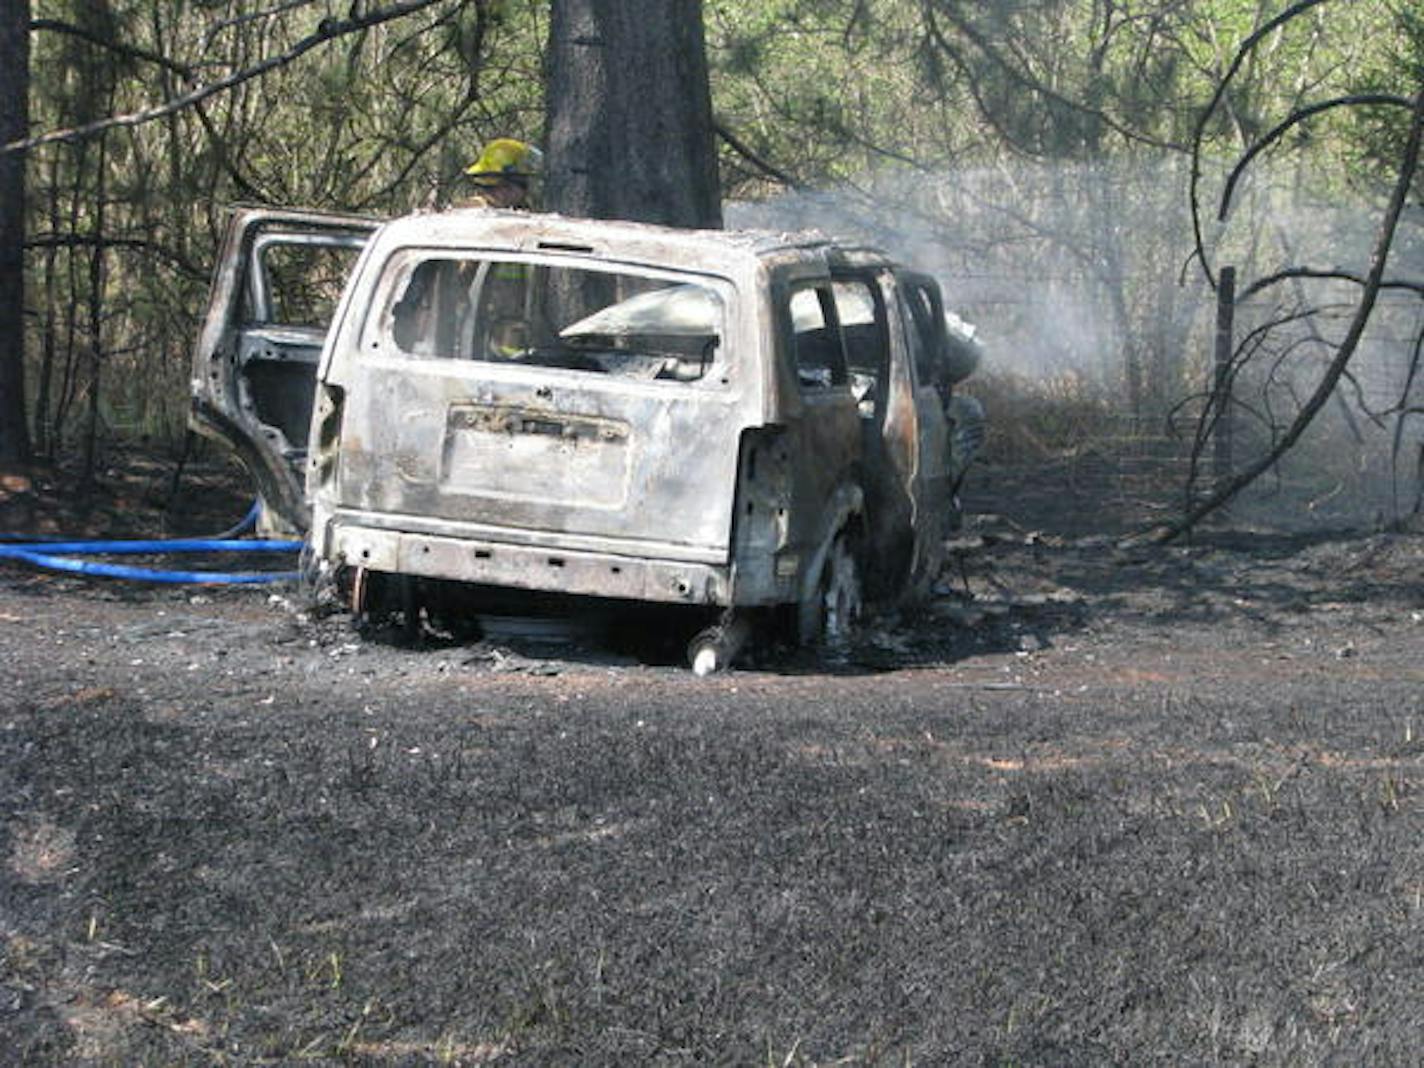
left=190, top=207, right=380, bottom=532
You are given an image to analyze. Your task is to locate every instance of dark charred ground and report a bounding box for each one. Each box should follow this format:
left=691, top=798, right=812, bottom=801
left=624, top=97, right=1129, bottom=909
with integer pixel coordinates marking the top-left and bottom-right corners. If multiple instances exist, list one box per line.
left=1, top=453, right=1422, bottom=1065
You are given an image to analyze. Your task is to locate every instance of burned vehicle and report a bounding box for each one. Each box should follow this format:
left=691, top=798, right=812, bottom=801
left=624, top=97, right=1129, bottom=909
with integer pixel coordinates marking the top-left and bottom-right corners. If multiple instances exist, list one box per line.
left=192, top=207, right=983, bottom=668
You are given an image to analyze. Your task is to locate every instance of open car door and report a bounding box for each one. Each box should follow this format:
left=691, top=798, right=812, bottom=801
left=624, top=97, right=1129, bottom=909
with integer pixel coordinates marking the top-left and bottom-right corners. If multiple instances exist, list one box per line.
left=190, top=207, right=379, bottom=533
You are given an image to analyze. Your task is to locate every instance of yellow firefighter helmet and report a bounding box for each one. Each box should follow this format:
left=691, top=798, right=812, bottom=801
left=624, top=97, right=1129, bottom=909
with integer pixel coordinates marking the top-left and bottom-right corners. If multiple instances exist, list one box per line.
left=465, top=139, right=543, bottom=187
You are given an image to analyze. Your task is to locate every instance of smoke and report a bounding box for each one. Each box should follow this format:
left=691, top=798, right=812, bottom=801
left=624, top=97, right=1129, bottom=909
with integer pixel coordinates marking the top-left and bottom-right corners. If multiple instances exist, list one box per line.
left=727, top=160, right=1424, bottom=531
left=728, top=159, right=1212, bottom=386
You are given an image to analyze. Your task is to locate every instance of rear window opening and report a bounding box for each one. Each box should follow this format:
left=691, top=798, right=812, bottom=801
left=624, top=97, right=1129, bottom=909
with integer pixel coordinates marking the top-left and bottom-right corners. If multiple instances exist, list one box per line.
left=385, top=256, right=730, bottom=383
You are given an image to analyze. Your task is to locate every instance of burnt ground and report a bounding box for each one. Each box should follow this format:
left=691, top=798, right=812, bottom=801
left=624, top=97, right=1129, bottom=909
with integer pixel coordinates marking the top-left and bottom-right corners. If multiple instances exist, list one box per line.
left=0, top=453, right=1422, bottom=1065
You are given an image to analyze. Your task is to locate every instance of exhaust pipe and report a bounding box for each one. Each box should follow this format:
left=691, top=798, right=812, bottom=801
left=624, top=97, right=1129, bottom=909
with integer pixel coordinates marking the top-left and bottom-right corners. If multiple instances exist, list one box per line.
left=687, top=615, right=752, bottom=676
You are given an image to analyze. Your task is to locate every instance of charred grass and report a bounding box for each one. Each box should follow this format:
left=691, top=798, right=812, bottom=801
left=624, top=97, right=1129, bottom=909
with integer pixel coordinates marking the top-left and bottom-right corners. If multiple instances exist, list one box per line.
left=1, top=571, right=1422, bottom=1063
left=0, top=445, right=1422, bottom=1064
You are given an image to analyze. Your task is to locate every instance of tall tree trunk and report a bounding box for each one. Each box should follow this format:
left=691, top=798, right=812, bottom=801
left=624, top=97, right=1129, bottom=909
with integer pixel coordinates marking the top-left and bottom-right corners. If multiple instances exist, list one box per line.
left=80, top=116, right=111, bottom=490
left=53, top=141, right=89, bottom=451
left=34, top=150, right=61, bottom=458
left=0, top=0, right=32, bottom=464
left=544, top=0, right=721, bottom=229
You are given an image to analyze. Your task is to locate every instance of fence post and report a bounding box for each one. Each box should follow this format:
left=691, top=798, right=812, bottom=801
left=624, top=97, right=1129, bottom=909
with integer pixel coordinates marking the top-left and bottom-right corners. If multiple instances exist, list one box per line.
left=1213, top=266, right=1236, bottom=490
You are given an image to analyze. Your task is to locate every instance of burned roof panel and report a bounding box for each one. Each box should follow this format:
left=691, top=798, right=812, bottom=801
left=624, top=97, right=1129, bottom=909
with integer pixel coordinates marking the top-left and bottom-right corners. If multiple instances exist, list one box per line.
left=366, top=209, right=845, bottom=275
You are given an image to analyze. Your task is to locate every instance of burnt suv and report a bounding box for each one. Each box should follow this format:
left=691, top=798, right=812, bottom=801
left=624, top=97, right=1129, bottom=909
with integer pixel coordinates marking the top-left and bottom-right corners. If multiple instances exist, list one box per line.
left=191, top=207, right=983, bottom=668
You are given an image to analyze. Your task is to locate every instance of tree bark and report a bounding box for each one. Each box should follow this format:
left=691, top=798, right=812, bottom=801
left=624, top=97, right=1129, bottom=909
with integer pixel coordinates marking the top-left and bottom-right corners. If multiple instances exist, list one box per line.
left=544, top=0, right=721, bottom=228
left=0, top=0, right=32, bottom=464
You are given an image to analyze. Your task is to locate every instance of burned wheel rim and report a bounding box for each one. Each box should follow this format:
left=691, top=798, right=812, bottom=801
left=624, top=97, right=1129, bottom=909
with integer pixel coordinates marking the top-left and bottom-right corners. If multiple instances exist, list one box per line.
left=349, top=565, right=374, bottom=618
left=349, top=567, right=420, bottom=637
left=821, top=536, right=863, bottom=641
left=799, top=534, right=863, bottom=645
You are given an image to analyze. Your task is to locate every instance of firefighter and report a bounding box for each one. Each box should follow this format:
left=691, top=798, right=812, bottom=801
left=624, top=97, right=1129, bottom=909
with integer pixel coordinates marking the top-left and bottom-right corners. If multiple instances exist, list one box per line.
left=462, top=138, right=543, bottom=209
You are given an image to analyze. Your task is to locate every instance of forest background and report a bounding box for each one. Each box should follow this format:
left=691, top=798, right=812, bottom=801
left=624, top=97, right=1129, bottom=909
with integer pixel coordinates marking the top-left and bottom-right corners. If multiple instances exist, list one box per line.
left=2, top=0, right=1422, bottom=532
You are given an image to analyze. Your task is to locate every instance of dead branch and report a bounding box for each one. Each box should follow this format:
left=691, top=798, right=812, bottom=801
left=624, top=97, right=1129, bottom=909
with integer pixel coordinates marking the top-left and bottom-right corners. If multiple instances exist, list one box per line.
left=1335, top=365, right=1389, bottom=430
left=1239, top=267, right=1424, bottom=302
left=1188, top=0, right=1335, bottom=289
left=921, top=1, right=1186, bottom=155
left=30, top=17, right=194, bottom=78
left=713, top=119, right=802, bottom=191
left=3, top=0, right=449, bottom=156
left=1390, top=324, right=1424, bottom=515
left=24, top=233, right=206, bottom=281
left=1180, top=308, right=1323, bottom=493
left=188, top=104, right=276, bottom=204
left=201, top=0, right=323, bottom=49
left=1218, top=93, right=1411, bottom=222
left=348, top=1, right=490, bottom=208
left=1270, top=224, right=1375, bottom=444
left=38, top=13, right=279, bottom=201
left=1152, top=84, right=1424, bottom=542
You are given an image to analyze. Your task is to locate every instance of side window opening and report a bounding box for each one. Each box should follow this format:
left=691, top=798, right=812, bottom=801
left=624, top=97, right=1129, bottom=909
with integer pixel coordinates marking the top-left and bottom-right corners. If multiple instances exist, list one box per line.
left=245, top=235, right=364, bottom=329
left=902, top=281, right=945, bottom=391
left=788, top=285, right=849, bottom=391
left=831, top=276, right=890, bottom=419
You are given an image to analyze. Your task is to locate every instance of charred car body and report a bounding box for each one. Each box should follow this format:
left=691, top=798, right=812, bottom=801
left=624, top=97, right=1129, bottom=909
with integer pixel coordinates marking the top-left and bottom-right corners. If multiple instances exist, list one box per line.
left=192, top=207, right=983, bottom=667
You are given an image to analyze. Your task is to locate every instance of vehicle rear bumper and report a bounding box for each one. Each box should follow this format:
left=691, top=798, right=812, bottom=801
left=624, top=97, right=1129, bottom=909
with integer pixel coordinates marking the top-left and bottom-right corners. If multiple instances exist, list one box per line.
left=328, top=522, right=734, bottom=606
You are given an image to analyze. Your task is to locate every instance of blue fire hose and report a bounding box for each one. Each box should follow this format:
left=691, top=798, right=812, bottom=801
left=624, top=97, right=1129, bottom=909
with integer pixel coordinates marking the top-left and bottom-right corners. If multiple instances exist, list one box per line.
left=0, top=501, right=303, bottom=585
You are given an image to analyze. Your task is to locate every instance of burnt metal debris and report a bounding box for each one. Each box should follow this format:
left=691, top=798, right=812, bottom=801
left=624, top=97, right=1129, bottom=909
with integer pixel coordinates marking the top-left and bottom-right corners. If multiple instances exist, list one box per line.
left=192, top=207, right=985, bottom=668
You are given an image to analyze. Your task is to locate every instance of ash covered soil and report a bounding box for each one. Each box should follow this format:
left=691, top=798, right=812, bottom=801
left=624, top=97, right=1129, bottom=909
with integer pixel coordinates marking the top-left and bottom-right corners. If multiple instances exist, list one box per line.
left=1, top=458, right=1423, bottom=1065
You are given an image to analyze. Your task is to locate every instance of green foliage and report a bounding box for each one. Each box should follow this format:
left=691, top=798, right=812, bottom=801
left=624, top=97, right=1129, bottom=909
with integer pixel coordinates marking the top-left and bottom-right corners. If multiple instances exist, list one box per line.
left=1347, top=3, right=1424, bottom=195
left=17, top=0, right=1420, bottom=457
left=23, top=0, right=548, bottom=453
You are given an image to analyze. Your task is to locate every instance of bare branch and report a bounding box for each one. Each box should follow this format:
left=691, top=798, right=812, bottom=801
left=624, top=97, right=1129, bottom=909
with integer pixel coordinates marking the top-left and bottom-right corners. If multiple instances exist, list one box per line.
left=714, top=119, right=801, bottom=191
left=24, top=233, right=205, bottom=280
left=922, top=0, right=1188, bottom=155
left=1155, top=83, right=1424, bottom=542
left=1218, top=93, right=1411, bottom=221
left=1335, top=364, right=1388, bottom=430
left=920, top=9, right=1043, bottom=159
left=1390, top=322, right=1424, bottom=514
left=1239, top=267, right=1424, bottom=302
left=1189, top=0, right=1336, bottom=288
left=4, top=0, right=450, bottom=156
left=1181, top=307, right=1328, bottom=489
left=30, top=17, right=193, bottom=77
left=347, top=0, right=490, bottom=208
left=189, top=103, right=276, bottom=203
left=202, top=0, right=323, bottom=49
